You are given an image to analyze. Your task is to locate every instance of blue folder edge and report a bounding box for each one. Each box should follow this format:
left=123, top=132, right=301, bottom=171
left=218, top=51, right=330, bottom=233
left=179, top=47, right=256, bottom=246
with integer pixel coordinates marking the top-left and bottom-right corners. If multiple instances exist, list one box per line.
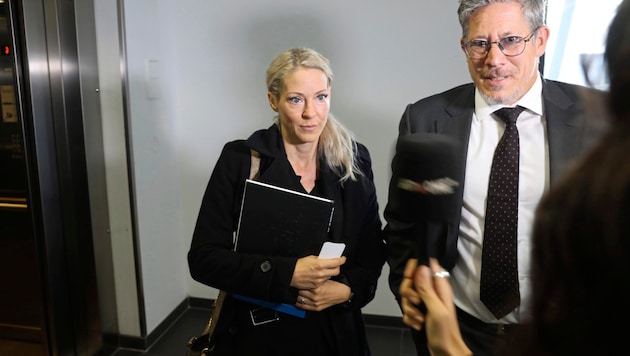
left=232, top=293, right=306, bottom=318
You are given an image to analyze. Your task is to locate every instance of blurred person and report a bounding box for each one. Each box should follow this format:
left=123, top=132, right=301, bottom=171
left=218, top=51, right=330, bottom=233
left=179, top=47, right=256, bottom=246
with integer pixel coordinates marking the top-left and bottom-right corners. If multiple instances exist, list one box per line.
left=188, top=47, right=385, bottom=356
left=384, top=0, right=605, bottom=355
left=403, top=0, right=630, bottom=355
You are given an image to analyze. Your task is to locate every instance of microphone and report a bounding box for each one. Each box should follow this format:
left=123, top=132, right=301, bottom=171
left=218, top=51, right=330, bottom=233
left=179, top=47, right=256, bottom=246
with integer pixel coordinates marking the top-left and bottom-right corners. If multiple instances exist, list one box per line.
left=390, top=133, right=462, bottom=266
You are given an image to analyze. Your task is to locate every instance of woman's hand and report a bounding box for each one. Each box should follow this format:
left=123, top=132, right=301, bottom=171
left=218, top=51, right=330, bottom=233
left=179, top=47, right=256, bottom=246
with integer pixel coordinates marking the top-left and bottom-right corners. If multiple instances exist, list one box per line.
left=412, top=258, right=472, bottom=356
left=295, top=279, right=351, bottom=311
left=400, top=258, right=426, bottom=330
left=291, top=255, right=346, bottom=290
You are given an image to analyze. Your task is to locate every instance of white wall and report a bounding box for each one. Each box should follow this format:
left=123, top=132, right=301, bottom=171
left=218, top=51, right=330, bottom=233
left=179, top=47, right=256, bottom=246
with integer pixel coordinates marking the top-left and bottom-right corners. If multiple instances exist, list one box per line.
left=173, top=0, right=469, bottom=317
left=105, top=0, right=469, bottom=334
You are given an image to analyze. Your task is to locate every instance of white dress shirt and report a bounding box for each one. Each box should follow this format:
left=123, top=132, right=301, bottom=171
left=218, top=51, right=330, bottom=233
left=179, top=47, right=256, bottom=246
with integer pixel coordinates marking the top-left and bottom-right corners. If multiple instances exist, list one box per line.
left=451, top=74, right=549, bottom=323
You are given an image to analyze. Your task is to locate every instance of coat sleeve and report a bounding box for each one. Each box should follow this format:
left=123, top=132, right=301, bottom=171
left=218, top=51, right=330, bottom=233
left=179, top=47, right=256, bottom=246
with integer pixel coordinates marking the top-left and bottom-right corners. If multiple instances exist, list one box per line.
left=383, top=162, right=419, bottom=305
left=382, top=104, right=426, bottom=305
left=334, top=143, right=387, bottom=309
left=187, top=141, right=300, bottom=304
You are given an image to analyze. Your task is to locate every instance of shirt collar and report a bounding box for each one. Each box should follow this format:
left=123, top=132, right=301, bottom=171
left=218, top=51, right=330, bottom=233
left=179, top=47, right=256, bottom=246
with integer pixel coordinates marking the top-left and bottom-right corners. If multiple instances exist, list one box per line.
left=474, top=73, right=544, bottom=120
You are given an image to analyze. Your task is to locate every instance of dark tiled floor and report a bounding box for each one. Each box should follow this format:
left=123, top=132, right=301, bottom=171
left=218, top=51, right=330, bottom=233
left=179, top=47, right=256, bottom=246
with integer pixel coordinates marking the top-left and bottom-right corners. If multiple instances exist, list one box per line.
left=110, top=307, right=417, bottom=356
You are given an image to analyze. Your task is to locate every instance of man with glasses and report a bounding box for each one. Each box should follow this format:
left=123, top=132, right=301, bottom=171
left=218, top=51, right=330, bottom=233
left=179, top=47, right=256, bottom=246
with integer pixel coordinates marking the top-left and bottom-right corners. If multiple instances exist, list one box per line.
left=384, top=1, right=604, bottom=355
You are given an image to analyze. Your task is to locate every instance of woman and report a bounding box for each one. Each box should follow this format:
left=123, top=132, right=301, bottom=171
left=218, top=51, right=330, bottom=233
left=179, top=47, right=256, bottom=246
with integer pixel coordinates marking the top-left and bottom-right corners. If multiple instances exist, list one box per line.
left=403, top=0, right=630, bottom=355
left=188, top=47, right=385, bottom=355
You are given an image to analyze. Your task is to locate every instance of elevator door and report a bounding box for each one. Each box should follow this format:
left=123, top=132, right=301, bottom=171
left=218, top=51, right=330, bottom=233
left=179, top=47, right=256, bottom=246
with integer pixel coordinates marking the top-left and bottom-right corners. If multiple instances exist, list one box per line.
left=0, top=0, right=106, bottom=353
left=0, top=1, right=47, bottom=354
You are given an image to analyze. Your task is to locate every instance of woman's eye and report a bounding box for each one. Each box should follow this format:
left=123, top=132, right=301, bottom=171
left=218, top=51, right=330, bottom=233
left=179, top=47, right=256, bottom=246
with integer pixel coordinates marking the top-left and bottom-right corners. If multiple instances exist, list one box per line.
left=317, top=94, right=328, bottom=101
left=288, top=96, right=302, bottom=104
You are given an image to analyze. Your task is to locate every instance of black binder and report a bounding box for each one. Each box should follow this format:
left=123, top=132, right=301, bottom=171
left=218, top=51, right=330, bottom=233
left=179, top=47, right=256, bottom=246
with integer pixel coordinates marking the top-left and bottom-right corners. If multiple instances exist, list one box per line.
left=234, top=179, right=335, bottom=257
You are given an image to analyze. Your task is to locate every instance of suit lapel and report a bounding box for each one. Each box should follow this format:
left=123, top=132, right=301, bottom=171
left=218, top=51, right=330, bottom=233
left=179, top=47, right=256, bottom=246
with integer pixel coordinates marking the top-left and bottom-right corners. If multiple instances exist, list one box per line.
left=542, top=80, right=583, bottom=183
left=442, top=89, right=474, bottom=199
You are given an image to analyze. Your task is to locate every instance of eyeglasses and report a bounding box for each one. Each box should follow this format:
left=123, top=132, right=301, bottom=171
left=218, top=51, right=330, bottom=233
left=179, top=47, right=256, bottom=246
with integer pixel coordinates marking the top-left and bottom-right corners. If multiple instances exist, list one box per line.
left=462, top=28, right=539, bottom=59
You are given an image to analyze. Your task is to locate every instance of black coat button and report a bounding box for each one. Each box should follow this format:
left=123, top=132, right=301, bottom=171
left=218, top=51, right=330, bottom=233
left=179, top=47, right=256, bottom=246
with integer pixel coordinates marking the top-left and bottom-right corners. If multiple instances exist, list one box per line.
left=260, top=260, right=272, bottom=272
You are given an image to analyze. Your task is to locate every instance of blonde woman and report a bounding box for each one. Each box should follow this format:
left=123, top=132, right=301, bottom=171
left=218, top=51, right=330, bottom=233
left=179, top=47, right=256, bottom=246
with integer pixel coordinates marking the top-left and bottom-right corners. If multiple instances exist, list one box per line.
left=188, top=48, right=385, bottom=356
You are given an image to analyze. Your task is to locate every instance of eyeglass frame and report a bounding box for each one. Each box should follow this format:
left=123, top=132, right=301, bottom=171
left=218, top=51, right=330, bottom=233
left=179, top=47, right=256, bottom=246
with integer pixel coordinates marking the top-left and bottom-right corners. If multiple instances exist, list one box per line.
left=461, top=27, right=540, bottom=59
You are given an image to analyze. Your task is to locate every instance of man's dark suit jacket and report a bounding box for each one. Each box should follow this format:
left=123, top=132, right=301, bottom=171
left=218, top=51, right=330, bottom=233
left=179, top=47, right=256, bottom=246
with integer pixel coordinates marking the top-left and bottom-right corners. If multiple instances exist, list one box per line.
left=384, top=79, right=605, bottom=303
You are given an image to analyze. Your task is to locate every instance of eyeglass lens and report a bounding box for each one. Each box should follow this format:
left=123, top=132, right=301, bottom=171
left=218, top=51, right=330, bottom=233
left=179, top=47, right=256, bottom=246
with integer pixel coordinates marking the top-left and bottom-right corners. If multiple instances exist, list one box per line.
left=467, top=38, right=524, bottom=58
left=465, top=30, right=536, bottom=59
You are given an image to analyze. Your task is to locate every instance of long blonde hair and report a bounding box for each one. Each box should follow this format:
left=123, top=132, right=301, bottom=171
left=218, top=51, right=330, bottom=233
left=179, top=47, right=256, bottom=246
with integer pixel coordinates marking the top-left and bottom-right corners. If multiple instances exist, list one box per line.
left=266, top=47, right=361, bottom=182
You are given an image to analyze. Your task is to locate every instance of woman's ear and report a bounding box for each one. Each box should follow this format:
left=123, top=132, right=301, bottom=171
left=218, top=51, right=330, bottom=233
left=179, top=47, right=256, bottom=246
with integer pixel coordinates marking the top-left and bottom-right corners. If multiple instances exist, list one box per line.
left=268, top=92, right=278, bottom=112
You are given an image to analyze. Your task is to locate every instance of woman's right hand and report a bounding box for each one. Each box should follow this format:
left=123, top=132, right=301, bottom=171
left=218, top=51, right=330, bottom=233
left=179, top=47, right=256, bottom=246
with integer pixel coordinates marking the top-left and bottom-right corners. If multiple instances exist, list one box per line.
left=413, top=258, right=472, bottom=356
left=290, top=255, right=346, bottom=290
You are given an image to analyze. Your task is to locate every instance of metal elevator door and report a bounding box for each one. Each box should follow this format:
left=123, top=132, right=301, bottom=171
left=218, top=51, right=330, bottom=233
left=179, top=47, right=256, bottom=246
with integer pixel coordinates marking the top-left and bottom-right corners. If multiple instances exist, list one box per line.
left=0, top=1, right=46, bottom=354
left=0, top=0, right=104, bottom=354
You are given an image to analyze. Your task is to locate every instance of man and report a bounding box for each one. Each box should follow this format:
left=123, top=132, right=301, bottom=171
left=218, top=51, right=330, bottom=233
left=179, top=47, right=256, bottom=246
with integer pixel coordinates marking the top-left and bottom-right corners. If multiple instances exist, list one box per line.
left=384, top=1, right=604, bottom=355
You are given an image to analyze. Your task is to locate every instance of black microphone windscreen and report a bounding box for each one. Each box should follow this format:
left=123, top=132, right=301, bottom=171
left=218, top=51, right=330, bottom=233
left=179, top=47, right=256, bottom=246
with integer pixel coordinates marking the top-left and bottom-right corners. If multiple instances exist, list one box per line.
left=392, top=133, right=462, bottom=224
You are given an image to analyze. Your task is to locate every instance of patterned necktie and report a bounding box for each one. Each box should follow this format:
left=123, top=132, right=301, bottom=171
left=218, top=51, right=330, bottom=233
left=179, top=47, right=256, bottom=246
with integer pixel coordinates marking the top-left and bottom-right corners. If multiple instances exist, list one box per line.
left=480, top=106, right=524, bottom=319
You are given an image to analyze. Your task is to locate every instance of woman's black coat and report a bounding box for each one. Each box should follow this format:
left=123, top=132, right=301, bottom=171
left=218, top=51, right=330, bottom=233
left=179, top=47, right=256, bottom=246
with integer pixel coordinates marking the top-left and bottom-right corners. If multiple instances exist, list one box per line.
left=188, top=124, right=386, bottom=355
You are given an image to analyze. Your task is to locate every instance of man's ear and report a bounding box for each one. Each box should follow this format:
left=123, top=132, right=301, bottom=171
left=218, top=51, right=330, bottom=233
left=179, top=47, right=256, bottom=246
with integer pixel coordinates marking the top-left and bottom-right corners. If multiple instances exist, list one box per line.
left=534, top=26, right=550, bottom=57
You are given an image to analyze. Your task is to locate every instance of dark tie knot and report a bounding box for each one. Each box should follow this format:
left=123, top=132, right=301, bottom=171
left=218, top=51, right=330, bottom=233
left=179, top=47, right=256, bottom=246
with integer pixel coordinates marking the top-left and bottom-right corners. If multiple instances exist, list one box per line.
left=494, top=106, right=525, bottom=125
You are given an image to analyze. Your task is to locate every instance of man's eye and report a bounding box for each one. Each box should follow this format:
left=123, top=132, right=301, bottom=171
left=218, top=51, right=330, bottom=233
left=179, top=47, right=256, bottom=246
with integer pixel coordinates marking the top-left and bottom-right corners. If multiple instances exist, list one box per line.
left=502, top=36, right=522, bottom=44
left=470, top=40, right=488, bottom=48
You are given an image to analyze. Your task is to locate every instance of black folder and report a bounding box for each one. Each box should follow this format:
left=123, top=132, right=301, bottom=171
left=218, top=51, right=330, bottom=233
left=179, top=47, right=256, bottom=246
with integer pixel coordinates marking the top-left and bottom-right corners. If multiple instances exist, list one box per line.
left=234, top=179, right=335, bottom=257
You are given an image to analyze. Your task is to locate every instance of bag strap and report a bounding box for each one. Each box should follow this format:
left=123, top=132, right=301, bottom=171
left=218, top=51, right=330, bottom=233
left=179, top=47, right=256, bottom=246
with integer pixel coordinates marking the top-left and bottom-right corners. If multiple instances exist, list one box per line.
left=199, top=148, right=261, bottom=338
left=202, top=289, right=227, bottom=336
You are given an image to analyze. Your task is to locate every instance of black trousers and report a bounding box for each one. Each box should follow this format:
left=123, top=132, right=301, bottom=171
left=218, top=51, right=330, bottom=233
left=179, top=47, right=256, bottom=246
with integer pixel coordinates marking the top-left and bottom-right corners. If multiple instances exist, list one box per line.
left=410, top=307, right=517, bottom=356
